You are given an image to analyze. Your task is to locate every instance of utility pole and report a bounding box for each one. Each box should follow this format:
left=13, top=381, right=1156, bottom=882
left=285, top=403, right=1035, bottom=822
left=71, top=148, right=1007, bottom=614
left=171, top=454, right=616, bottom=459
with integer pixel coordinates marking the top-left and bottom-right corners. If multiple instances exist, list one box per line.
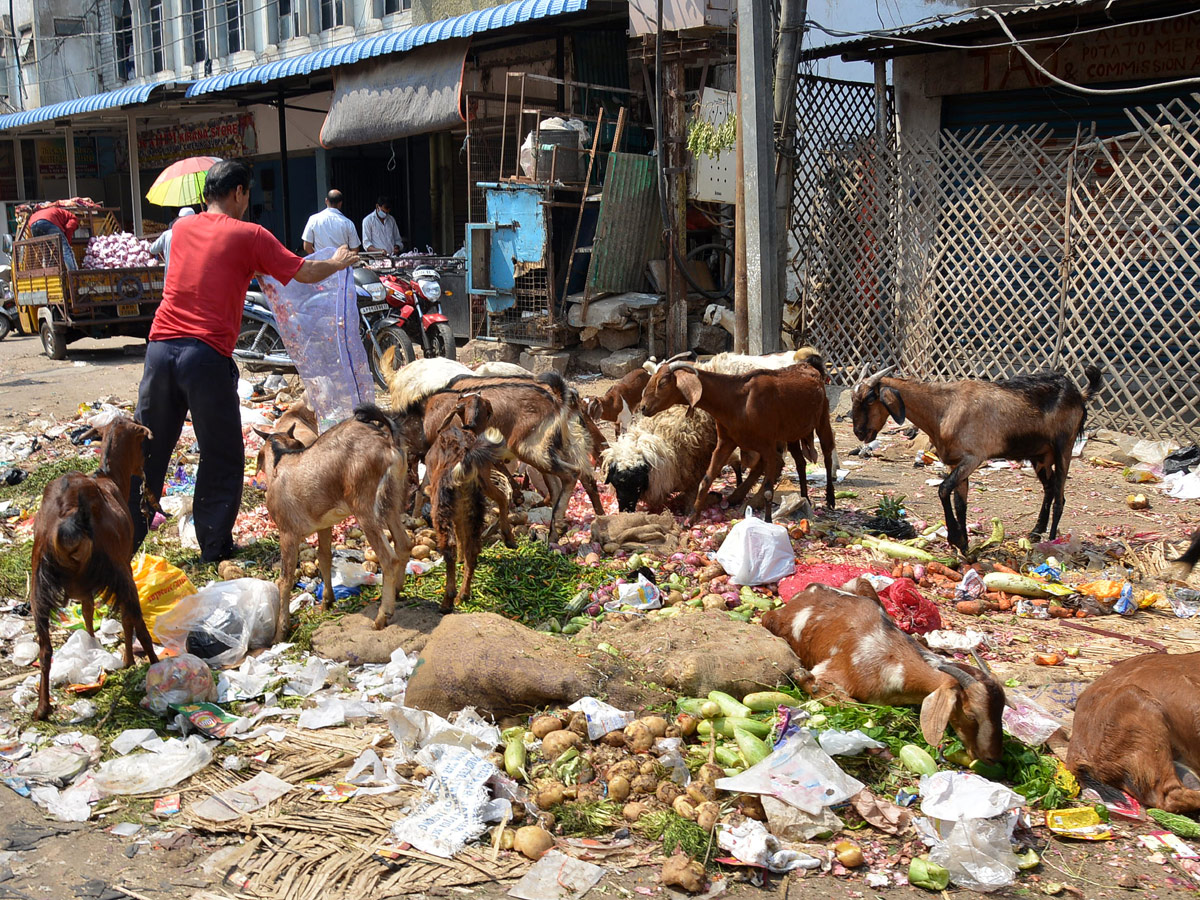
left=665, top=58, right=688, bottom=355
left=773, top=0, right=807, bottom=346
left=736, top=0, right=779, bottom=354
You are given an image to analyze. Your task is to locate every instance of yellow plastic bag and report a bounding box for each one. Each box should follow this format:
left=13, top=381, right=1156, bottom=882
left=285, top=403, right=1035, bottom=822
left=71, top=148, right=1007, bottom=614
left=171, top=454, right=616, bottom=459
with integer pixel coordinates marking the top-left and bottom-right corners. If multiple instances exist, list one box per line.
left=1076, top=580, right=1123, bottom=601
left=131, top=554, right=196, bottom=640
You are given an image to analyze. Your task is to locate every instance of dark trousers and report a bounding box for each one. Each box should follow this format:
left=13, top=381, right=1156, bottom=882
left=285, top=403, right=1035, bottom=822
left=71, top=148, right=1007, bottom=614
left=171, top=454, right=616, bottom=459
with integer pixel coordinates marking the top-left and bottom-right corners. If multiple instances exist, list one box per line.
left=128, top=338, right=244, bottom=561
left=29, top=219, right=77, bottom=270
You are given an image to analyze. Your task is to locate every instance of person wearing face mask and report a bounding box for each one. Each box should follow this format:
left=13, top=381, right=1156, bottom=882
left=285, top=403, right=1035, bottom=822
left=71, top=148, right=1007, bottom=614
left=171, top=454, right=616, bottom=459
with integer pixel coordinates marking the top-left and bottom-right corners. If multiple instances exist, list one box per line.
left=361, top=195, right=403, bottom=256
left=128, top=160, right=359, bottom=563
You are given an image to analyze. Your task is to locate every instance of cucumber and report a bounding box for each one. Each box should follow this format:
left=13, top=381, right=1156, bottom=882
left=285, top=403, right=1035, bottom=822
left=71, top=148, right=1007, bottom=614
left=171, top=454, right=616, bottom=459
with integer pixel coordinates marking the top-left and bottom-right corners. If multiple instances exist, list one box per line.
left=742, top=691, right=794, bottom=711
left=899, top=744, right=938, bottom=776
left=708, top=691, right=753, bottom=718
left=713, top=745, right=742, bottom=767
left=502, top=728, right=527, bottom=779
left=728, top=610, right=753, bottom=622
left=676, top=697, right=709, bottom=717
left=697, top=716, right=772, bottom=739
left=734, top=727, right=772, bottom=767
left=562, top=623, right=584, bottom=635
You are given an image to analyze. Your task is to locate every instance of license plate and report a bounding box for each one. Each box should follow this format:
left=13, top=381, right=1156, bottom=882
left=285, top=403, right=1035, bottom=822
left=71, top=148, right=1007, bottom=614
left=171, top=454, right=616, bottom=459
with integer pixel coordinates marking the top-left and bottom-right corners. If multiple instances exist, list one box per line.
left=360, top=304, right=389, bottom=315
left=117, top=303, right=139, bottom=317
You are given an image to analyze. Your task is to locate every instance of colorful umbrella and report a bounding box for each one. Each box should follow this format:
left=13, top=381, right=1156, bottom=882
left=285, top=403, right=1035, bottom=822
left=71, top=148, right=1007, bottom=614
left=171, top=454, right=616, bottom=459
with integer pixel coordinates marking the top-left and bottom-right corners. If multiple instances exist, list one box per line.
left=145, top=156, right=223, bottom=207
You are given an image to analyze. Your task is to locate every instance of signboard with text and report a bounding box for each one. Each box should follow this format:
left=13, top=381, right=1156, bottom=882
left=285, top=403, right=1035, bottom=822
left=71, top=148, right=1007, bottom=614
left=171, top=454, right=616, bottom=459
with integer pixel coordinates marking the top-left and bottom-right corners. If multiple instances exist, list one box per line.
left=35, top=137, right=99, bottom=178
left=132, top=114, right=259, bottom=169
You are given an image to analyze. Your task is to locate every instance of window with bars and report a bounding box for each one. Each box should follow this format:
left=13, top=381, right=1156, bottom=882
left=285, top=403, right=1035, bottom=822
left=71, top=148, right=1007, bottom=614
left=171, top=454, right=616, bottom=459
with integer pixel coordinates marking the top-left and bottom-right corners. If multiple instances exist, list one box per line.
left=383, top=0, right=410, bottom=14
left=278, top=0, right=295, bottom=40
left=115, top=0, right=134, bottom=79
left=190, top=0, right=207, bottom=64
left=149, top=0, right=164, bottom=72
left=319, top=0, right=344, bottom=31
left=225, top=0, right=242, bottom=53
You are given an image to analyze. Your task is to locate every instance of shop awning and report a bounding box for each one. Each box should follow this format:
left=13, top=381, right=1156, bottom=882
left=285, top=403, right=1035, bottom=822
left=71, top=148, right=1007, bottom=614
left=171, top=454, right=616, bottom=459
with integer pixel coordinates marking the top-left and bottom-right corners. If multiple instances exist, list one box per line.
left=185, top=0, right=589, bottom=98
left=0, top=81, right=190, bottom=132
left=320, top=39, right=468, bottom=147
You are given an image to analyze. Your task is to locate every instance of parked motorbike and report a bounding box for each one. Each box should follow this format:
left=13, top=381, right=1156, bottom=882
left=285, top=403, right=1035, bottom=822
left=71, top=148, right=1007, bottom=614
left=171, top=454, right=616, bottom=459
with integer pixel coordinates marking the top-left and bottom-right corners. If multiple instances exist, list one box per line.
left=0, top=264, right=19, bottom=341
left=234, top=281, right=294, bottom=374
left=377, top=265, right=456, bottom=365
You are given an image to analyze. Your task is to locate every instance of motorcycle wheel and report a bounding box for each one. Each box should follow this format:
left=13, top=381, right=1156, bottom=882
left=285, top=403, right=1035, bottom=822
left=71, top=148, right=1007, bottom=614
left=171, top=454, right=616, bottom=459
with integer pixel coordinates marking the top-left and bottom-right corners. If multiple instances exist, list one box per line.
left=429, top=322, right=456, bottom=361
left=235, top=320, right=289, bottom=374
left=0, top=315, right=10, bottom=341
left=368, top=326, right=413, bottom=389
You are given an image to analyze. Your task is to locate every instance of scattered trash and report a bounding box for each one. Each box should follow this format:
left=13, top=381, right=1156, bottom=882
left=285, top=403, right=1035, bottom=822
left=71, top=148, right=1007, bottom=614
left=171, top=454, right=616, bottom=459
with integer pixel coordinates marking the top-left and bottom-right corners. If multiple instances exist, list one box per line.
left=915, top=772, right=1024, bottom=892
left=192, top=771, right=293, bottom=822
left=716, top=819, right=821, bottom=872
left=143, top=653, right=217, bottom=715
left=715, top=511, right=796, bottom=586
left=91, top=735, right=214, bottom=796
left=153, top=578, right=280, bottom=667
left=1045, top=807, right=1113, bottom=841
left=509, top=850, right=605, bottom=900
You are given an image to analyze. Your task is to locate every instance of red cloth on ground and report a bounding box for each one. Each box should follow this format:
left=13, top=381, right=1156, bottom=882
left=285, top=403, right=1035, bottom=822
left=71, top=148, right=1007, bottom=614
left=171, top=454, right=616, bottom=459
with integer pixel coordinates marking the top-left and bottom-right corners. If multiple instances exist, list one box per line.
left=28, top=206, right=79, bottom=240
left=149, top=212, right=304, bottom=357
left=879, top=578, right=942, bottom=634
left=778, top=564, right=871, bottom=602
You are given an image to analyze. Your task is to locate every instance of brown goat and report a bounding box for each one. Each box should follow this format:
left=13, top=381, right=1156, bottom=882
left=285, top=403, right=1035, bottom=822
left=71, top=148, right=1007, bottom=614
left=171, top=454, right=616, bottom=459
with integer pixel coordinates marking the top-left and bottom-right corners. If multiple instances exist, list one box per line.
left=1066, top=652, right=1200, bottom=813
left=29, top=418, right=159, bottom=721
left=760, top=578, right=1006, bottom=762
left=251, top=399, right=320, bottom=487
left=638, top=359, right=835, bottom=522
left=850, top=366, right=1102, bottom=552
left=417, top=380, right=602, bottom=542
left=258, top=404, right=412, bottom=638
left=586, top=368, right=651, bottom=438
left=426, top=394, right=515, bottom=612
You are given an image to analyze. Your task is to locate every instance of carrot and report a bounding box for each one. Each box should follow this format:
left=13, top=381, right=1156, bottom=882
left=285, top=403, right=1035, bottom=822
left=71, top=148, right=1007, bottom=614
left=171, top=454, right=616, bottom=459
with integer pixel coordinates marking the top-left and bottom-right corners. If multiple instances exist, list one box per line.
left=926, top=562, right=962, bottom=582
left=891, top=565, right=903, bottom=578
left=998, top=595, right=1014, bottom=612
left=1048, top=606, right=1074, bottom=619
left=992, top=562, right=1020, bottom=575
left=1075, top=609, right=1090, bottom=618
left=982, top=591, right=1006, bottom=604
left=956, top=600, right=984, bottom=616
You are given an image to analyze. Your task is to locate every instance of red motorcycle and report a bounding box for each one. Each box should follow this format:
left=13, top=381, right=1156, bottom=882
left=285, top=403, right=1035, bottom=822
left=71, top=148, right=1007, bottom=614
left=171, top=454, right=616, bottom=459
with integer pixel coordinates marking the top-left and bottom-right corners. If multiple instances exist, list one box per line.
left=377, top=265, right=456, bottom=364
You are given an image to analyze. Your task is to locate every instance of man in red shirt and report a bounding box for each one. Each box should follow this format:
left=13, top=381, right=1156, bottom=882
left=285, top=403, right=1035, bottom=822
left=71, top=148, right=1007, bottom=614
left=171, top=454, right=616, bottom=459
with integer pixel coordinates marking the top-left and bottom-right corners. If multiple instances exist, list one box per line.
left=129, top=160, right=358, bottom=562
left=27, top=205, right=80, bottom=270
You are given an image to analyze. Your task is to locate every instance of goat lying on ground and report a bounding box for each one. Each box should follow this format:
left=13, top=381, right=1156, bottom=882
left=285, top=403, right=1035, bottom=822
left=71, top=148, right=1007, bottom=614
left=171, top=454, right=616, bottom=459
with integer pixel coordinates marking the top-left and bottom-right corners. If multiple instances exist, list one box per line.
left=639, top=359, right=836, bottom=522
left=760, top=577, right=1006, bottom=763
left=258, top=404, right=411, bottom=638
left=850, top=365, right=1102, bottom=552
left=1066, top=651, right=1200, bottom=813
left=29, top=418, right=159, bottom=721
left=602, top=406, right=723, bottom=513
left=418, top=380, right=600, bottom=542
left=426, top=394, right=514, bottom=611
left=587, top=368, right=651, bottom=438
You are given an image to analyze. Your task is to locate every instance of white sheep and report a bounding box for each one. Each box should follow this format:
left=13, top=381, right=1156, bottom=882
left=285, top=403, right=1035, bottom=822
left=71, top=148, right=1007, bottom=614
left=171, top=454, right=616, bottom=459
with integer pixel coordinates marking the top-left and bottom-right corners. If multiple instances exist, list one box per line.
left=601, top=406, right=723, bottom=513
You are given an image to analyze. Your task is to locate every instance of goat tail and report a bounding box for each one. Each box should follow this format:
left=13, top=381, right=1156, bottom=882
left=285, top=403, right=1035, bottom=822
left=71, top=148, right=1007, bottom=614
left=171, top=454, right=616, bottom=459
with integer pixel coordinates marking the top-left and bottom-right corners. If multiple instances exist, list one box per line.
left=379, top=346, right=401, bottom=388
left=452, top=429, right=506, bottom=489
left=353, top=403, right=404, bottom=447
left=1081, top=364, right=1103, bottom=401
left=53, top=502, right=94, bottom=568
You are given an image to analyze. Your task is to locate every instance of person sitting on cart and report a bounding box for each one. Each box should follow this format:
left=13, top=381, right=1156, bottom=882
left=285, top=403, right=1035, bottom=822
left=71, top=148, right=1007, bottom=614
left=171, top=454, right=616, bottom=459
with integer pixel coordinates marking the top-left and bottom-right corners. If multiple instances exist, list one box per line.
left=27, top=205, right=79, bottom=271
left=361, top=195, right=403, bottom=256
left=128, top=159, right=358, bottom=563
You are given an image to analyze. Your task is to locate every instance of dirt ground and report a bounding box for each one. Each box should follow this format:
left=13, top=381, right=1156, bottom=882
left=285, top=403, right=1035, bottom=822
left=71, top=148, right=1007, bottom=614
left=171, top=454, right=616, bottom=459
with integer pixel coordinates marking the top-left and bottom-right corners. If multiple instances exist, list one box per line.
left=0, top=335, right=1199, bottom=899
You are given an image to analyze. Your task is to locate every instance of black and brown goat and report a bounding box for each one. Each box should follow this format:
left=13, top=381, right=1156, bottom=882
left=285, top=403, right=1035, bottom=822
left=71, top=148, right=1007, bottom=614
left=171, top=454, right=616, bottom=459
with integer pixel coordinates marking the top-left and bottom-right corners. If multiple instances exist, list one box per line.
left=851, top=366, right=1102, bottom=552
left=29, top=417, right=159, bottom=721
left=426, top=394, right=515, bottom=612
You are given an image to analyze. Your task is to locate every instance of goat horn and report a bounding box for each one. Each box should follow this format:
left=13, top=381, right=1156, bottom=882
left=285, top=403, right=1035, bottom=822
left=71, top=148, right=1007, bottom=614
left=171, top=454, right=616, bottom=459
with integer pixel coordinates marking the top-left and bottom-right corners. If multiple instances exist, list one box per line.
left=970, top=649, right=995, bottom=680
left=937, top=663, right=976, bottom=690
left=667, top=360, right=697, bottom=374
left=866, top=366, right=897, bottom=387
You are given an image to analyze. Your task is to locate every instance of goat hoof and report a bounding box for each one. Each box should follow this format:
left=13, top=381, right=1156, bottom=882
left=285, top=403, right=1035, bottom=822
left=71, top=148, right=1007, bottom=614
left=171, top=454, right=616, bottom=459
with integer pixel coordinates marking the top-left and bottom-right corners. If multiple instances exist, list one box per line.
left=437, top=603, right=456, bottom=615
left=33, top=704, right=52, bottom=722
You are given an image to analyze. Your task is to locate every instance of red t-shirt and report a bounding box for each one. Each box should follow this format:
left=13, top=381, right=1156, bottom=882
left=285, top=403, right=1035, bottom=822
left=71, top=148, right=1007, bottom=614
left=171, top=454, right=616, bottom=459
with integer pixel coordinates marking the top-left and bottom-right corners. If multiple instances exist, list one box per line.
left=28, top=206, right=79, bottom=240
left=149, top=212, right=304, bottom=357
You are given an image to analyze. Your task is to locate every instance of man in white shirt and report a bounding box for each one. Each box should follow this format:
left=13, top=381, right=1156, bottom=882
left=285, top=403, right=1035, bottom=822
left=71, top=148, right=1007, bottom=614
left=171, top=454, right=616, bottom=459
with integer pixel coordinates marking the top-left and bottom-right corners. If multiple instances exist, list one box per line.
left=301, top=190, right=360, bottom=254
left=361, top=195, right=403, bottom=256
left=148, top=206, right=195, bottom=275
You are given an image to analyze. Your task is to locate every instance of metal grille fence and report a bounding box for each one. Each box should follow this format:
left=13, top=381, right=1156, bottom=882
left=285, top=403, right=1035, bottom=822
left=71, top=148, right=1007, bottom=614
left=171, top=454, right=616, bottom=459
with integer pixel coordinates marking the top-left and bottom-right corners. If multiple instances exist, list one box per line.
left=789, top=77, right=1200, bottom=441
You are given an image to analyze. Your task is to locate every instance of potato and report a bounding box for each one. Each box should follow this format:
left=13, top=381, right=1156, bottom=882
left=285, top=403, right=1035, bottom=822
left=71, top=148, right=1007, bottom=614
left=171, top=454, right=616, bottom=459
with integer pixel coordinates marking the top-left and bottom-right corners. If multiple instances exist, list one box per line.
left=687, top=782, right=716, bottom=805
left=701, top=593, right=727, bottom=610
left=217, top=561, right=246, bottom=581
left=623, top=801, right=648, bottom=822
left=656, top=781, right=683, bottom=804
left=491, top=825, right=515, bottom=850
left=568, top=712, right=590, bottom=737
left=668, top=590, right=685, bottom=606
left=531, top=715, right=564, bottom=739
left=676, top=714, right=700, bottom=738
left=534, top=783, right=565, bottom=809
left=639, top=759, right=660, bottom=777
left=301, top=561, right=319, bottom=578
left=540, top=730, right=582, bottom=760
left=673, top=796, right=697, bottom=820
left=600, top=731, right=627, bottom=748
left=624, top=722, right=655, bottom=753
left=631, top=773, right=658, bottom=795
left=576, top=783, right=602, bottom=804
left=697, top=763, right=725, bottom=787
left=740, top=794, right=766, bottom=821
left=607, top=759, right=639, bottom=781
left=514, top=825, right=554, bottom=860
left=411, top=544, right=431, bottom=561
left=640, top=716, right=668, bottom=738
left=661, top=853, right=705, bottom=893
left=363, top=548, right=378, bottom=563
left=696, top=801, right=720, bottom=833
left=834, top=840, right=865, bottom=868
left=608, top=775, right=631, bottom=802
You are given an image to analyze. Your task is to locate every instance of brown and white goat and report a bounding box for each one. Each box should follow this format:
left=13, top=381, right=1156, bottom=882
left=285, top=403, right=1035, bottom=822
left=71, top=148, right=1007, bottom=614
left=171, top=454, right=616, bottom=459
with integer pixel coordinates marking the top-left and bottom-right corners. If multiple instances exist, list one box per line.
left=426, top=394, right=515, bottom=611
left=586, top=368, right=651, bottom=437
left=251, top=399, right=319, bottom=487
left=1066, top=651, right=1200, bottom=813
left=850, top=365, right=1102, bottom=552
left=638, top=359, right=836, bottom=522
left=29, top=418, right=159, bottom=721
left=417, top=379, right=603, bottom=542
left=760, top=578, right=1006, bottom=763
left=258, top=404, right=412, bottom=638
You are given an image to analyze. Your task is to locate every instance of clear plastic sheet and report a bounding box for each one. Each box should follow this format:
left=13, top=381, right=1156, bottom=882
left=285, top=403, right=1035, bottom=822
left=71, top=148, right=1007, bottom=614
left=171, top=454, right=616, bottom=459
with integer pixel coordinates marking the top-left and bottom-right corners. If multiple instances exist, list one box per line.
left=260, top=249, right=373, bottom=430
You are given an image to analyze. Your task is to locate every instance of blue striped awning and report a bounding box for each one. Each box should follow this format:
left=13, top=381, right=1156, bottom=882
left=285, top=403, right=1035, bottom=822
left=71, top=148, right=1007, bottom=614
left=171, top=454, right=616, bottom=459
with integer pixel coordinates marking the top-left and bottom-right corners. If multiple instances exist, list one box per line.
left=185, top=0, right=589, bottom=98
left=0, top=81, right=188, bottom=131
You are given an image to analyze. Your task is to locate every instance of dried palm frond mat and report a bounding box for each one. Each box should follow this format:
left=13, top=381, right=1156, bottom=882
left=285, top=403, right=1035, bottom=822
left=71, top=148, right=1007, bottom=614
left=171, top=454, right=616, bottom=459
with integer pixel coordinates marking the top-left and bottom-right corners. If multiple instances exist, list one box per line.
left=177, top=725, right=530, bottom=899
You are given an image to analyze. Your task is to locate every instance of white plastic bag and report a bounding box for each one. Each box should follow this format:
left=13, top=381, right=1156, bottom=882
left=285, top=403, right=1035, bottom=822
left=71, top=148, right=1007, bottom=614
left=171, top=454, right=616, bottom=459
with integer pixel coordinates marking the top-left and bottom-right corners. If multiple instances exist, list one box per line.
left=715, top=730, right=863, bottom=815
left=152, top=579, right=280, bottom=668
left=715, top=510, right=796, bottom=585
left=915, top=772, right=1023, bottom=892
left=49, top=631, right=122, bottom=686
left=91, top=735, right=213, bottom=796
left=611, top=574, right=662, bottom=610
left=143, top=653, right=217, bottom=715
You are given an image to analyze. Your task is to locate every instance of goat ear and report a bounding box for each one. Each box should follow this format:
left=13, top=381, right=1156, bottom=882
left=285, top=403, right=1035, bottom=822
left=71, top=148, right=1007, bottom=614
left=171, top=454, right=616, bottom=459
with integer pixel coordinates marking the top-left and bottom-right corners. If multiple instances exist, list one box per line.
left=676, top=370, right=703, bottom=409
left=134, top=423, right=153, bottom=441
left=919, top=683, right=957, bottom=748
left=434, top=408, right=460, bottom=435
left=881, top=386, right=906, bottom=425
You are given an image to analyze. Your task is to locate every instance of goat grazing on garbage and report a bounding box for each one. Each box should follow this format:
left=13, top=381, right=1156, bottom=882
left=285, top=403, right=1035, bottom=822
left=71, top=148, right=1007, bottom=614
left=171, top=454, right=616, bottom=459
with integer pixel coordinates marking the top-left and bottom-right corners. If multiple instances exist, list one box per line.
left=425, top=394, right=514, bottom=611
left=1067, top=651, right=1200, bottom=813
left=639, top=357, right=836, bottom=522
left=257, top=404, right=412, bottom=638
left=29, top=417, right=159, bottom=721
left=850, top=365, right=1102, bottom=552
left=251, top=400, right=319, bottom=487
left=587, top=368, right=651, bottom=438
left=760, top=577, right=1006, bottom=763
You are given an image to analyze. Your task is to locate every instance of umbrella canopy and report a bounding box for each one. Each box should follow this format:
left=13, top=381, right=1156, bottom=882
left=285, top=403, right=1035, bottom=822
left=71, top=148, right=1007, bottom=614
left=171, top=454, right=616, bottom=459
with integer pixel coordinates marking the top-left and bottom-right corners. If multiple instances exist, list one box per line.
left=146, top=156, right=222, bottom=207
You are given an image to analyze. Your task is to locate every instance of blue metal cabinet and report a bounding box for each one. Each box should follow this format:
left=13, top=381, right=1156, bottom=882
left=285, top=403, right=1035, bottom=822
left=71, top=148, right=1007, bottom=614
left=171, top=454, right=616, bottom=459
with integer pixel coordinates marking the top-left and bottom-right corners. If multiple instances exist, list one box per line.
left=466, top=182, right=549, bottom=314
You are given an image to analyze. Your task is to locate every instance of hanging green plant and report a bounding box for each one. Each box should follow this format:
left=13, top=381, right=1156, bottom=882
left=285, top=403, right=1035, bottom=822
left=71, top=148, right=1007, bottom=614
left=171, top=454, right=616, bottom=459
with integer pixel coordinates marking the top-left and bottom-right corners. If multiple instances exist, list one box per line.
left=686, top=107, right=737, bottom=160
